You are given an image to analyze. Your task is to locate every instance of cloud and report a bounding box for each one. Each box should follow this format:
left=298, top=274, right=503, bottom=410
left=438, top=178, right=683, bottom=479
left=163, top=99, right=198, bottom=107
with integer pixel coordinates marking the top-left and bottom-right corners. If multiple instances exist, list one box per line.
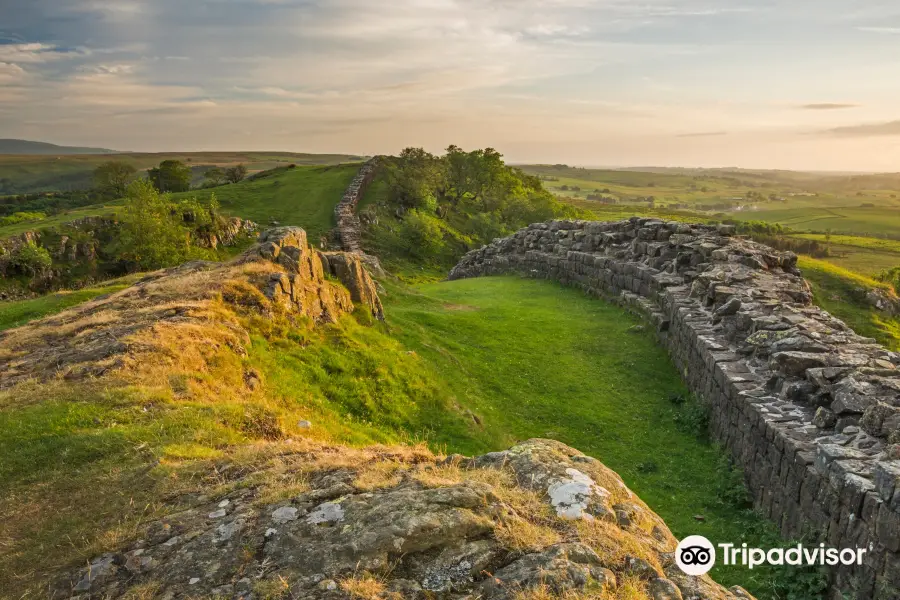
left=0, top=42, right=85, bottom=63
left=676, top=131, right=727, bottom=138
left=857, top=26, right=900, bottom=34
left=821, top=121, right=900, bottom=137
left=800, top=103, right=859, bottom=110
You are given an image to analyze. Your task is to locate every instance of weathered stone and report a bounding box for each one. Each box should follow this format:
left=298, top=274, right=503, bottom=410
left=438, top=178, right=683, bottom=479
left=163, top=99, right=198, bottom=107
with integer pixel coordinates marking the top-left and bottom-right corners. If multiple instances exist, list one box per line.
left=57, top=439, right=751, bottom=600
left=813, top=407, right=837, bottom=429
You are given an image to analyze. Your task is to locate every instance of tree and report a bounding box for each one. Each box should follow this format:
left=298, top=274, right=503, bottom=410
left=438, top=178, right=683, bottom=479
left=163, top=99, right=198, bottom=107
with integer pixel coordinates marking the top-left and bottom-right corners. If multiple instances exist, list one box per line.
left=225, top=164, right=248, bottom=184
left=115, top=179, right=189, bottom=271
left=148, top=160, right=192, bottom=193
left=387, top=148, right=444, bottom=210
left=93, top=161, right=137, bottom=197
left=204, top=167, right=227, bottom=187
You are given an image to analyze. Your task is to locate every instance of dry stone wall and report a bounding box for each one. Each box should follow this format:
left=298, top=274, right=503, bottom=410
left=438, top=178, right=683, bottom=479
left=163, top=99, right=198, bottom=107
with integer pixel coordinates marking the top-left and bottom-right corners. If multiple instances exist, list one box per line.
left=449, top=217, right=900, bottom=599
left=334, top=158, right=380, bottom=253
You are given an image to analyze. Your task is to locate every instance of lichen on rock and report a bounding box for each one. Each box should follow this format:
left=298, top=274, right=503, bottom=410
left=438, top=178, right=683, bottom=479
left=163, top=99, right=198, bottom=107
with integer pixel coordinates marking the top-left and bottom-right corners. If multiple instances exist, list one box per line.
left=56, top=439, right=754, bottom=600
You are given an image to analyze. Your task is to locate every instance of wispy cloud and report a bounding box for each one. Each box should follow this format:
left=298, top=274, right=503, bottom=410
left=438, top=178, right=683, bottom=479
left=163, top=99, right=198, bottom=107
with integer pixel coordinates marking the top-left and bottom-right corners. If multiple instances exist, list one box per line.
left=821, top=121, right=900, bottom=137
left=800, top=103, right=859, bottom=110
left=857, top=26, right=900, bottom=34
left=676, top=131, right=728, bottom=137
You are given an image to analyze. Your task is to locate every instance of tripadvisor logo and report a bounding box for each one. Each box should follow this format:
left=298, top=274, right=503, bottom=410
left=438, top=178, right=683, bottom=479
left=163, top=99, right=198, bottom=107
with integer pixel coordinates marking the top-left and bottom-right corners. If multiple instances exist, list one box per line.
left=675, top=536, right=868, bottom=576
left=676, top=536, right=716, bottom=576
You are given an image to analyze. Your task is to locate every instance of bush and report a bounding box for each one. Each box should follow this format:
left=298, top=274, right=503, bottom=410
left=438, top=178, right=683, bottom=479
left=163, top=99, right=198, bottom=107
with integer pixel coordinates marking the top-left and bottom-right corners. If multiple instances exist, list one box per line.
left=6, top=241, right=52, bottom=276
left=0, top=212, right=46, bottom=226
left=399, top=210, right=449, bottom=261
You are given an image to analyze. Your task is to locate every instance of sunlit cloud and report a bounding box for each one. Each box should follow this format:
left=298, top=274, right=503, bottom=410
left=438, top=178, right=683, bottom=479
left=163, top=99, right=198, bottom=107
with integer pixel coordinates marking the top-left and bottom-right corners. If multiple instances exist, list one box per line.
left=800, top=103, right=860, bottom=110
left=821, top=121, right=900, bottom=137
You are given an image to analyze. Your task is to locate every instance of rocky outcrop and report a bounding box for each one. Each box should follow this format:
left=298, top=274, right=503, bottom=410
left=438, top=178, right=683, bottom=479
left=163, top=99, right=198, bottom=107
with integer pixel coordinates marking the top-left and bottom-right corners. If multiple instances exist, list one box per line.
left=241, top=227, right=384, bottom=321
left=0, top=215, right=258, bottom=292
left=449, top=218, right=900, bottom=598
left=0, top=227, right=383, bottom=388
left=57, top=439, right=753, bottom=600
left=196, top=217, right=258, bottom=249
left=320, top=251, right=385, bottom=320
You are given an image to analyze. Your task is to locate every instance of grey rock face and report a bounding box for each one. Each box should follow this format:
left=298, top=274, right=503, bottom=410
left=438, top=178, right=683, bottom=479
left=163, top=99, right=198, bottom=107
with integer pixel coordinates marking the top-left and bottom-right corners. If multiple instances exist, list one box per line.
left=447, top=217, right=900, bottom=598
left=57, top=439, right=751, bottom=600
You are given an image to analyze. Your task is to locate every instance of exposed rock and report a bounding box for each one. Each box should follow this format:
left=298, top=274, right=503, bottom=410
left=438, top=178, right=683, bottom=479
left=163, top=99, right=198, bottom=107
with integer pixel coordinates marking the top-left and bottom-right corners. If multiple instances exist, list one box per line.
left=0, top=227, right=383, bottom=388
left=56, top=439, right=751, bottom=600
left=320, top=251, right=385, bottom=320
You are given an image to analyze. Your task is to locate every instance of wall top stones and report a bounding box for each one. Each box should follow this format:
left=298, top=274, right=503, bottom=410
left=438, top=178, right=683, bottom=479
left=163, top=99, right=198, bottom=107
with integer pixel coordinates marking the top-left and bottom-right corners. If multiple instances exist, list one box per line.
left=449, top=217, right=900, bottom=597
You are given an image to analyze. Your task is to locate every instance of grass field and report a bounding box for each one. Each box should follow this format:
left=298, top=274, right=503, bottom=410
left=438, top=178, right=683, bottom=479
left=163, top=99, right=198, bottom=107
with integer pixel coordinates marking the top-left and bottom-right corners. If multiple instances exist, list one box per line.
left=523, top=164, right=900, bottom=238
left=0, top=151, right=365, bottom=194
left=0, top=275, right=796, bottom=597
left=384, top=277, right=797, bottom=594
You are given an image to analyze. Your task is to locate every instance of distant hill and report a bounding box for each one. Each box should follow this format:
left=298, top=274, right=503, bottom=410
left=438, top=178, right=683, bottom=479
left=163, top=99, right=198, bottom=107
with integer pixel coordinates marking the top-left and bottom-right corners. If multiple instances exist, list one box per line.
left=0, top=139, right=119, bottom=155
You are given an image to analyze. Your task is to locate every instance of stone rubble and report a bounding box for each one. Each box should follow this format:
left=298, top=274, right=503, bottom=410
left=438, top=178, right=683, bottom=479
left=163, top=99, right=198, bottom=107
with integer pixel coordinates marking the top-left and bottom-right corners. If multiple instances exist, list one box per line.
left=449, top=217, right=900, bottom=599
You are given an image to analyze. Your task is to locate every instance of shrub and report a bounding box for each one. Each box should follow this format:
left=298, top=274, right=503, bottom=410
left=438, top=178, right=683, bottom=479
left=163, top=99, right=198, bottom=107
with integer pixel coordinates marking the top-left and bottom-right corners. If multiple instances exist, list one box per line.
left=6, top=241, right=52, bottom=276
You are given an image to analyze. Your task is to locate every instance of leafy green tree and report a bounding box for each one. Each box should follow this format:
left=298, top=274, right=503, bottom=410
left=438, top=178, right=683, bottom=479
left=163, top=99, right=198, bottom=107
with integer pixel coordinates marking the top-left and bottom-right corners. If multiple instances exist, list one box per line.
left=204, top=167, right=227, bottom=187
left=225, top=164, right=248, bottom=184
left=387, top=148, right=444, bottom=210
left=115, top=179, right=189, bottom=271
left=148, top=160, right=192, bottom=193
left=444, top=146, right=505, bottom=210
left=93, top=161, right=137, bottom=197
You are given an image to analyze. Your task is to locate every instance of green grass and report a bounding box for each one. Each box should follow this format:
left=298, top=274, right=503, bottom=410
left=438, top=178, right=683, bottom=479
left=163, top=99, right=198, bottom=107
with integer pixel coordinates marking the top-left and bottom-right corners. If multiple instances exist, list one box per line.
left=0, top=274, right=145, bottom=331
left=0, top=202, right=123, bottom=238
left=748, top=206, right=900, bottom=236
left=381, top=276, right=790, bottom=594
left=174, top=164, right=360, bottom=240
left=798, top=256, right=900, bottom=350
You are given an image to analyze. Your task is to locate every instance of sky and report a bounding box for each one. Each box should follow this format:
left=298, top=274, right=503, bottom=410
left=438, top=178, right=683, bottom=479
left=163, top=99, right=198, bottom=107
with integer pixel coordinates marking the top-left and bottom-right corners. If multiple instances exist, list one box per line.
left=1, top=0, right=900, bottom=171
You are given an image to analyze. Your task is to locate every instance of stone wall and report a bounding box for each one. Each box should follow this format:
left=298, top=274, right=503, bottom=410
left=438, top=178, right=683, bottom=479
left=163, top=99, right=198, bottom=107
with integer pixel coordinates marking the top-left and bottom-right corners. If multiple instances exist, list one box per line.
left=335, top=158, right=380, bottom=253
left=449, top=217, right=900, bottom=599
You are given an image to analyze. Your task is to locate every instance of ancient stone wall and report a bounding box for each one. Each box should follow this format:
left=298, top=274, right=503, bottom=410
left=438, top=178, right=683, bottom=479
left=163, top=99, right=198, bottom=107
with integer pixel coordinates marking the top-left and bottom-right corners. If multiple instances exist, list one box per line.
left=449, top=218, right=900, bottom=599
left=335, top=158, right=380, bottom=254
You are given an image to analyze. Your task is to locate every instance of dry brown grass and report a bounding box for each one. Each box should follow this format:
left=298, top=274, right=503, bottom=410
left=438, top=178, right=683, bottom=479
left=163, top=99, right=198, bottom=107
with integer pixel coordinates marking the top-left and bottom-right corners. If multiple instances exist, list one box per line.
left=494, top=515, right=561, bottom=552
left=571, top=519, right=665, bottom=574
left=352, top=461, right=407, bottom=492
left=512, top=575, right=649, bottom=600
left=339, top=573, right=399, bottom=600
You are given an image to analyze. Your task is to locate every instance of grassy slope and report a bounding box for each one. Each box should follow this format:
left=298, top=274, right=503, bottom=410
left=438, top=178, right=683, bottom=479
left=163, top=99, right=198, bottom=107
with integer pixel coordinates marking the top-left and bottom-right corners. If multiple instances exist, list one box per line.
left=0, top=275, right=786, bottom=597
left=0, top=274, right=145, bottom=331
left=172, top=164, right=360, bottom=241
left=0, top=152, right=364, bottom=194
left=0, top=164, right=360, bottom=241
left=798, top=257, right=900, bottom=350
